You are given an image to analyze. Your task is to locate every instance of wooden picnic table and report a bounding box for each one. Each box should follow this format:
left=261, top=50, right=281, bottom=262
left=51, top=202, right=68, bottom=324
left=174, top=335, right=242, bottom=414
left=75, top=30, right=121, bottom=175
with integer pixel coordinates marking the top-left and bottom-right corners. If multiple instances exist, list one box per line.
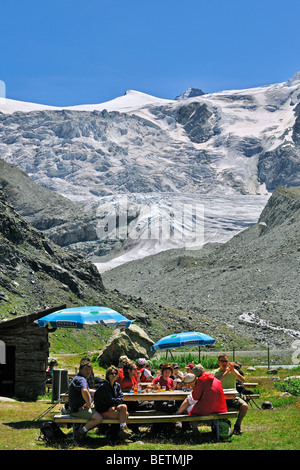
left=123, top=388, right=238, bottom=402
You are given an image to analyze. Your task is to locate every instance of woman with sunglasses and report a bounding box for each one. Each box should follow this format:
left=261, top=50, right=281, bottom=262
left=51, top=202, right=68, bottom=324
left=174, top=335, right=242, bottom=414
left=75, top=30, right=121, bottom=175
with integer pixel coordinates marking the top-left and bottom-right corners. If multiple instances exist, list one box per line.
left=119, top=360, right=141, bottom=391
left=94, top=365, right=131, bottom=441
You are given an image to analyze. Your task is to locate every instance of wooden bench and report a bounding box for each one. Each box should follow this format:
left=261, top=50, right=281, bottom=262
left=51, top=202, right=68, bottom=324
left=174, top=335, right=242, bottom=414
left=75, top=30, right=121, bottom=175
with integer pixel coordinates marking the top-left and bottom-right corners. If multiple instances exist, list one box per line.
left=53, top=411, right=238, bottom=443
left=243, top=383, right=258, bottom=389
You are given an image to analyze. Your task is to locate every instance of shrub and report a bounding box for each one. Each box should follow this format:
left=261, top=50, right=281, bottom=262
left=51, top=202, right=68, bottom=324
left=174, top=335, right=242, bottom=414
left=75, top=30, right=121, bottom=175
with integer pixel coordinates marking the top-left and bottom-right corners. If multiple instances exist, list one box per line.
left=274, top=377, right=300, bottom=396
left=151, top=353, right=218, bottom=370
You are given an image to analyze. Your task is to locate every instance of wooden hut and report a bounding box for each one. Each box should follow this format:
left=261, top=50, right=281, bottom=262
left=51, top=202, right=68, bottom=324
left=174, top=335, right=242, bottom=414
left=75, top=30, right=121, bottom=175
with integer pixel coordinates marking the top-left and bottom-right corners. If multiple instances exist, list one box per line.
left=0, top=304, right=65, bottom=400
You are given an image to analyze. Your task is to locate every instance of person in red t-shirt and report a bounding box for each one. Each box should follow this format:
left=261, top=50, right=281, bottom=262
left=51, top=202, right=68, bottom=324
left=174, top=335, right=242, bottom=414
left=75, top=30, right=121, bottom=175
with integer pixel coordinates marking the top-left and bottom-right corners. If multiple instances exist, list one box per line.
left=117, top=355, right=130, bottom=382
left=119, top=360, right=142, bottom=413
left=152, top=363, right=177, bottom=417
left=119, top=361, right=140, bottom=391
left=152, top=363, right=175, bottom=390
left=177, top=364, right=227, bottom=416
left=136, top=358, right=153, bottom=383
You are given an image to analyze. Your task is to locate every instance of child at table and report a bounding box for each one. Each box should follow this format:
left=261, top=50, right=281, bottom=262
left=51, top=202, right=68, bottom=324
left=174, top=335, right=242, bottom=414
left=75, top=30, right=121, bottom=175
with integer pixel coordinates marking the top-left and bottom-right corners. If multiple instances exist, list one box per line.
left=151, top=363, right=177, bottom=429
left=151, top=363, right=174, bottom=390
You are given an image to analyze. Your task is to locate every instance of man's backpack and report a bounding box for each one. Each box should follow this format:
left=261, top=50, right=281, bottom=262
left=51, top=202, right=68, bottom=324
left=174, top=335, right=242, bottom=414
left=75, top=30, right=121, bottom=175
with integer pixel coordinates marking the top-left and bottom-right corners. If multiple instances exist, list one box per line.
left=39, top=421, right=66, bottom=443
left=211, top=419, right=232, bottom=441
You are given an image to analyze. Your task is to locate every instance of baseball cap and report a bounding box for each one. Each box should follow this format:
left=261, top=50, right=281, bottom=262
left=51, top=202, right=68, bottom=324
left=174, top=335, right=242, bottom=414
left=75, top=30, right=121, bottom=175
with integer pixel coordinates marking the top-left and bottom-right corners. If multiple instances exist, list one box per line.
left=186, top=363, right=194, bottom=369
left=183, top=373, right=196, bottom=384
left=193, top=364, right=205, bottom=377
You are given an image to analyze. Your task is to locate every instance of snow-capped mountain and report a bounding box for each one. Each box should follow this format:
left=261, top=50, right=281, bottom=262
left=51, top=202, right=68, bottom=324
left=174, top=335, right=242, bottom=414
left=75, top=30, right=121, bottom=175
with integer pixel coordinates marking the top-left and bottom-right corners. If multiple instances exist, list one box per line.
left=0, top=73, right=299, bottom=270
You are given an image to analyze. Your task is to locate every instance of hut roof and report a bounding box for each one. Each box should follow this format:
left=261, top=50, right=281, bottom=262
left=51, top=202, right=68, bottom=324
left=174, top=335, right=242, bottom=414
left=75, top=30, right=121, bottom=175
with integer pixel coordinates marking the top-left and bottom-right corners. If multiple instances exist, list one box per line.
left=0, top=304, right=66, bottom=330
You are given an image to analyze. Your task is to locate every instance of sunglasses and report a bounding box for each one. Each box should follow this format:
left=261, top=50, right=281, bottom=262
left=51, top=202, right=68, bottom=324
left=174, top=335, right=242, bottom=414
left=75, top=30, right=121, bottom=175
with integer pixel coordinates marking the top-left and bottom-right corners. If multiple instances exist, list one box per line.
left=219, top=360, right=228, bottom=363
left=109, top=372, right=118, bottom=375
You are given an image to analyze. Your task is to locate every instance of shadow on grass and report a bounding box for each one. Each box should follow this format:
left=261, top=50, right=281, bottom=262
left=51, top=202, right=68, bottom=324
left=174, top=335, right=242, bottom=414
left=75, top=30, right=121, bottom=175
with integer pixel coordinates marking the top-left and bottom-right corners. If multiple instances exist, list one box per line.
left=3, top=420, right=109, bottom=449
left=3, top=421, right=223, bottom=449
left=136, top=427, right=220, bottom=446
left=4, top=420, right=43, bottom=430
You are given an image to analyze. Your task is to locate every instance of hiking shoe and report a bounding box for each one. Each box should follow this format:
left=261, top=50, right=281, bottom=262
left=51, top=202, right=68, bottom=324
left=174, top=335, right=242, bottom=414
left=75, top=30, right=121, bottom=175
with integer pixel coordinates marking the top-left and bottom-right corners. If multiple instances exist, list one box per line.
left=233, top=424, right=243, bottom=435
left=75, top=424, right=87, bottom=441
left=118, top=426, right=133, bottom=441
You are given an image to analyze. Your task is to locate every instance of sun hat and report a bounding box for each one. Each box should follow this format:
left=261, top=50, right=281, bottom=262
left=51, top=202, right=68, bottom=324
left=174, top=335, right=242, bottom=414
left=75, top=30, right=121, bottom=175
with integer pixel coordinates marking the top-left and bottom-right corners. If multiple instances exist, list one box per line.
left=186, top=363, right=194, bottom=369
left=183, top=373, right=196, bottom=383
left=193, top=364, right=205, bottom=377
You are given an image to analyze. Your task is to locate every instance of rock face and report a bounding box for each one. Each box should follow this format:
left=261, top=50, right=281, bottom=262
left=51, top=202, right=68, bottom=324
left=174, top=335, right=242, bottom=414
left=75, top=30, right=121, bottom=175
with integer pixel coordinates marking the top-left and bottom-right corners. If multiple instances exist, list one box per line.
left=0, top=158, right=111, bottom=258
left=175, top=88, right=205, bottom=100
left=97, top=323, right=154, bottom=367
left=0, top=186, right=105, bottom=318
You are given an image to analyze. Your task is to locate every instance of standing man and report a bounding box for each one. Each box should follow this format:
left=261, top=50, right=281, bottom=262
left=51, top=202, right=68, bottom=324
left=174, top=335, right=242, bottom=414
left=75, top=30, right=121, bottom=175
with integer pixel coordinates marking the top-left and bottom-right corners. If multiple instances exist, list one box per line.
left=214, top=354, right=248, bottom=435
left=68, top=359, right=103, bottom=440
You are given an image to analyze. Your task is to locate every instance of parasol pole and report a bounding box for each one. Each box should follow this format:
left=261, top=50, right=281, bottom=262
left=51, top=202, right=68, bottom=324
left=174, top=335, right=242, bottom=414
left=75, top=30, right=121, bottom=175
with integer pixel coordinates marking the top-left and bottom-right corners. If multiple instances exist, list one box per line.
left=86, top=328, right=89, bottom=356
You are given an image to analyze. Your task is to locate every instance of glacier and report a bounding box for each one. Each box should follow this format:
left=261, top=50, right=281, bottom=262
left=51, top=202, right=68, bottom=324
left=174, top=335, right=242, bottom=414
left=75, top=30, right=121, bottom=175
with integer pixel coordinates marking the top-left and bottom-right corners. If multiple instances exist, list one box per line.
left=0, top=73, right=300, bottom=270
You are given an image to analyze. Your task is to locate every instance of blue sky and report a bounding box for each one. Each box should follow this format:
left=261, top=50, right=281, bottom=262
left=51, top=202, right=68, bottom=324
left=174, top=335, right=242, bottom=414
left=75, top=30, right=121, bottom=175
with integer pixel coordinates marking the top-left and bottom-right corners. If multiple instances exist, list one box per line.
left=1, top=0, right=300, bottom=106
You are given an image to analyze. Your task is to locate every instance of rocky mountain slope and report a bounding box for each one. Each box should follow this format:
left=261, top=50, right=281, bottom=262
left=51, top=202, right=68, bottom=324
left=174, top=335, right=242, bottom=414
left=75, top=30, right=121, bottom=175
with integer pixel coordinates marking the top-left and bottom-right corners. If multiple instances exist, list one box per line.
left=0, top=158, right=114, bottom=259
left=0, top=187, right=247, bottom=348
left=102, top=187, right=300, bottom=348
left=0, top=186, right=105, bottom=317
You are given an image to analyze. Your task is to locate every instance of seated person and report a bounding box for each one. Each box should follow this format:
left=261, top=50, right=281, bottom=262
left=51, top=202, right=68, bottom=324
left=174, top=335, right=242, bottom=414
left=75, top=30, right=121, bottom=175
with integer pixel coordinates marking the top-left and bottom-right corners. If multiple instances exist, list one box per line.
left=68, top=360, right=103, bottom=440
left=183, top=363, right=194, bottom=376
left=234, top=362, right=254, bottom=396
left=117, top=355, right=130, bottom=381
left=151, top=363, right=177, bottom=414
left=46, top=358, right=57, bottom=383
left=94, top=365, right=131, bottom=442
left=177, top=364, right=227, bottom=416
left=173, top=373, right=197, bottom=418
left=213, top=354, right=248, bottom=435
left=120, top=360, right=154, bottom=413
left=172, top=363, right=184, bottom=381
left=175, top=372, right=196, bottom=390
left=80, top=356, right=97, bottom=390
left=119, top=360, right=140, bottom=391
left=151, top=363, right=174, bottom=390
left=137, top=358, right=153, bottom=382
left=143, top=361, right=155, bottom=381
left=156, top=362, right=167, bottom=377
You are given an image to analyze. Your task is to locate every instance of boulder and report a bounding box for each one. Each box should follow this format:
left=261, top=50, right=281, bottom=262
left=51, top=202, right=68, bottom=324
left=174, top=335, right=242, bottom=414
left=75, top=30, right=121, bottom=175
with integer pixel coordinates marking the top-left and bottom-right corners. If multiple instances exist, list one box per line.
left=97, top=323, right=155, bottom=368
left=266, top=368, right=278, bottom=374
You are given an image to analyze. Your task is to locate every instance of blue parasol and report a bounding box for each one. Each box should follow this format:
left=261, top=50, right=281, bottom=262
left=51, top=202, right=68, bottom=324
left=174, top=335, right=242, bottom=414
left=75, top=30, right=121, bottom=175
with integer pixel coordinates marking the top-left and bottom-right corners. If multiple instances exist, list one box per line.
left=151, top=331, right=216, bottom=351
left=36, top=305, right=133, bottom=329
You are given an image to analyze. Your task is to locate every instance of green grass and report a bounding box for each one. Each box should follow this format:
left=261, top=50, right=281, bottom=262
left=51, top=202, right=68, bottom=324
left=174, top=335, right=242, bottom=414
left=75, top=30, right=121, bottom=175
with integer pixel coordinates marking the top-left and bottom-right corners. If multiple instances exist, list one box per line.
left=1, top=368, right=299, bottom=451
